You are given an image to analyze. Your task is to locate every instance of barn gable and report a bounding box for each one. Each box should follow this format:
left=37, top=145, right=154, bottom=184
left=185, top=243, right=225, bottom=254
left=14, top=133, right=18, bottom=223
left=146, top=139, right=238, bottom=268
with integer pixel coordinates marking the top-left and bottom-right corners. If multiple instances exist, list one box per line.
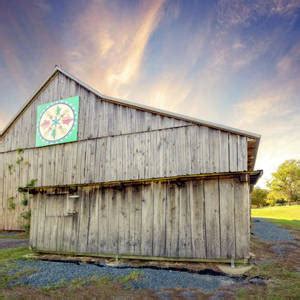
left=0, top=66, right=260, bottom=170
left=0, top=68, right=190, bottom=153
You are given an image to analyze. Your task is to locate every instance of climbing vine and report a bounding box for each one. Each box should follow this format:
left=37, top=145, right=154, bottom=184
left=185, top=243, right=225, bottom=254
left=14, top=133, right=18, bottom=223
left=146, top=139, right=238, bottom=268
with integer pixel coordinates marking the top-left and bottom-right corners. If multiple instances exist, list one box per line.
left=7, top=196, right=16, bottom=210
left=18, top=180, right=37, bottom=234
left=6, top=148, right=37, bottom=233
left=8, top=164, right=15, bottom=175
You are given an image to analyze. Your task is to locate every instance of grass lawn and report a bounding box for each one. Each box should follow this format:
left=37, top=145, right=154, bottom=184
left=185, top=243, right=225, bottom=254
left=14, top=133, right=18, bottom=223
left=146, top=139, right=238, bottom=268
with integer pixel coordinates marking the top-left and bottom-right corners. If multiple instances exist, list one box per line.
left=251, top=205, right=300, bottom=230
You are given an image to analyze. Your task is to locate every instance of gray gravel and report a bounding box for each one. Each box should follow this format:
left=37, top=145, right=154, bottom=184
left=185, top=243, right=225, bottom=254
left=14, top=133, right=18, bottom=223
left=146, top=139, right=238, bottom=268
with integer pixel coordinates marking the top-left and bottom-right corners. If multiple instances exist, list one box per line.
left=5, top=218, right=293, bottom=293
left=9, top=260, right=235, bottom=293
left=251, top=218, right=294, bottom=242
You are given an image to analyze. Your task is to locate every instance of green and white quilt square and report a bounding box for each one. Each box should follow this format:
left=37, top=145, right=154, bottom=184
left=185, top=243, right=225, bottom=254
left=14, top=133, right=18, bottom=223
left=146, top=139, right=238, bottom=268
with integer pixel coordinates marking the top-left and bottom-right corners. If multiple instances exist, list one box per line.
left=36, top=96, right=79, bottom=147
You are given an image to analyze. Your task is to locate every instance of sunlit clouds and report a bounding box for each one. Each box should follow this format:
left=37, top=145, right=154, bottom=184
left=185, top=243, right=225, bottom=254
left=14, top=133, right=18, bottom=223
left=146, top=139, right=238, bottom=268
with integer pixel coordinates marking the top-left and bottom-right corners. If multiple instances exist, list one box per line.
left=66, top=0, right=165, bottom=96
left=232, top=40, right=300, bottom=185
left=0, top=0, right=299, bottom=185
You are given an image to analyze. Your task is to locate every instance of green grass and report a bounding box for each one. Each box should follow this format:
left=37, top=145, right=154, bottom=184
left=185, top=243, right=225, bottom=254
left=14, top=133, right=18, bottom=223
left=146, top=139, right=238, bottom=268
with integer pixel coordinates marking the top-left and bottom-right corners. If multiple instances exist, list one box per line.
left=251, top=205, right=300, bottom=230
left=0, top=247, right=31, bottom=263
left=236, top=262, right=300, bottom=299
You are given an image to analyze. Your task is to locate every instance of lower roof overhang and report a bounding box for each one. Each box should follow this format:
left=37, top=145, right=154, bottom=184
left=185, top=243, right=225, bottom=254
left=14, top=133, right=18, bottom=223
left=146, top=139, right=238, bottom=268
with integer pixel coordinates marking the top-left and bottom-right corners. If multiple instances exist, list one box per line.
left=19, top=170, right=263, bottom=195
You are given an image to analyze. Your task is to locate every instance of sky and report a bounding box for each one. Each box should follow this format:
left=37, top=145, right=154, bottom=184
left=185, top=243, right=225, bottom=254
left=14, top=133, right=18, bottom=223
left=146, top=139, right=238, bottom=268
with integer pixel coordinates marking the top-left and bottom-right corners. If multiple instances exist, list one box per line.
left=0, top=0, right=300, bottom=186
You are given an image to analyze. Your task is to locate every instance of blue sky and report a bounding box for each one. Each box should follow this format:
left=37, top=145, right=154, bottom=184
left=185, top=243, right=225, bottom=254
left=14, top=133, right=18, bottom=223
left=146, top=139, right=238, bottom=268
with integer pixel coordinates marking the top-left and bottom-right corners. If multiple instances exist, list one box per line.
left=0, top=0, right=300, bottom=185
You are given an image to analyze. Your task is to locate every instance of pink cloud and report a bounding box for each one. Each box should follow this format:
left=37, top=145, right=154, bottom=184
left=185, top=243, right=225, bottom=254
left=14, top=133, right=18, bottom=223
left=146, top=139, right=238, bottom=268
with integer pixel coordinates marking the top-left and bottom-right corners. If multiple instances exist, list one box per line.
left=232, top=64, right=300, bottom=185
left=65, top=0, right=165, bottom=97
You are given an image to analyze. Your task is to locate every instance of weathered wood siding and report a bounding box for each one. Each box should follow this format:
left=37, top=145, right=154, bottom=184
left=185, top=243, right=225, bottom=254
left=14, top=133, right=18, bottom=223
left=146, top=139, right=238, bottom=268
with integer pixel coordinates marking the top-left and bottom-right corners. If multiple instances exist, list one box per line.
left=0, top=71, right=248, bottom=231
left=0, top=124, right=247, bottom=230
left=29, top=178, right=250, bottom=259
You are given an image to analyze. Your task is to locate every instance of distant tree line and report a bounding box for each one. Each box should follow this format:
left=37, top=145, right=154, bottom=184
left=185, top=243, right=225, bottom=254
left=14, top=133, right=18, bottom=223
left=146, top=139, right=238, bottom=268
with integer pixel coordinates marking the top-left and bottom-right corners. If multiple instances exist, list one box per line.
left=251, top=160, right=300, bottom=207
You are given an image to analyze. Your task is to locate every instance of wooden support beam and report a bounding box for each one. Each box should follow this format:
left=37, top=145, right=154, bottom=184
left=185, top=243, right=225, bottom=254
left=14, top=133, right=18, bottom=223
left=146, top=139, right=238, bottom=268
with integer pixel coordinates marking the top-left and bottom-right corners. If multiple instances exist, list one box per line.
left=239, top=174, right=249, bottom=183
left=32, top=248, right=249, bottom=265
left=21, top=170, right=263, bottom=194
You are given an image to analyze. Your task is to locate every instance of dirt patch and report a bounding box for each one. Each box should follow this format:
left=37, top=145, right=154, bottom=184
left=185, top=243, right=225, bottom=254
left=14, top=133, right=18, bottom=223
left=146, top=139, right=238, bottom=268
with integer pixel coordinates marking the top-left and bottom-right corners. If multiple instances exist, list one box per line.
left=0, top=231, right=29, bottom=250
left=1, top=284, right=158, bottom=300
left=251, top=230, right=300, bottom=271
left=215, top=220, right=300, bottom=299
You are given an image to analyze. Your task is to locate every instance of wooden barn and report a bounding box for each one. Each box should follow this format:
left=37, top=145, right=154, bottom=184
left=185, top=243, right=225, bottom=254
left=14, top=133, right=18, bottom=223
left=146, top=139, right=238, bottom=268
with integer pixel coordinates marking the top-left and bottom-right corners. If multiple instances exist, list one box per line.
left=0, top=66, right=261, bottom=262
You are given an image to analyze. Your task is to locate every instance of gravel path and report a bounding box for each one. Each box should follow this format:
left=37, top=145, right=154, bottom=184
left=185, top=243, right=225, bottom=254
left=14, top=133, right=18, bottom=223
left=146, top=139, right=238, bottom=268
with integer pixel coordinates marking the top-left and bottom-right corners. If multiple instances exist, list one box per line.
left=251, top=218, right=294, bottom=242
left=10, top=260, right=236, bottom=293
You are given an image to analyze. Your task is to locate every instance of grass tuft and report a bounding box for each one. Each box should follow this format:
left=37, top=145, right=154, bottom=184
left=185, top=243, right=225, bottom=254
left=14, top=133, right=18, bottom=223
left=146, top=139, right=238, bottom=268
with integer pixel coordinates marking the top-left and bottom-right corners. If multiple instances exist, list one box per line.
left=240, top=262, right=300, bottom=299
left=0, top=247, right=31, bottom=263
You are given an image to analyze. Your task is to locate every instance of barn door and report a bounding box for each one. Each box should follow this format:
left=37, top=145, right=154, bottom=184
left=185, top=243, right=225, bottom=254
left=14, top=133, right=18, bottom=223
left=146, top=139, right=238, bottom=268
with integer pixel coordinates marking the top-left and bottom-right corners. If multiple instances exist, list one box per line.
left=44, top=193, right=79, bottom=253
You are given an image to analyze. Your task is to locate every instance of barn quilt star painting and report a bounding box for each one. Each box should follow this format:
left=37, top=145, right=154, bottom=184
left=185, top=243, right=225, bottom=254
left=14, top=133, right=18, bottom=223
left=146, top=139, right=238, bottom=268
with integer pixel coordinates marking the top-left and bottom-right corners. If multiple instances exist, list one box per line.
left=36, top=96, right=79, bottom=147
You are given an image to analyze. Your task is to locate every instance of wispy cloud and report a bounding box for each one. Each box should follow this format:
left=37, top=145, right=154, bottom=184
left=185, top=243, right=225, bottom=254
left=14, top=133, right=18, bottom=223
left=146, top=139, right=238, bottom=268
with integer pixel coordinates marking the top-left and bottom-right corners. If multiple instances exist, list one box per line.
left=217, top=0, right=300, bottom=28
left=66, top=0, right=165, bottom=96
left=276, top=42, right=300, bottom=77
left=0, top=0, right=62, bottom=97
left=0, top=40, right=28, bottom=94
left=32, top=0, right=52, bottom=14
left=232, top=41, right=300, bottom=185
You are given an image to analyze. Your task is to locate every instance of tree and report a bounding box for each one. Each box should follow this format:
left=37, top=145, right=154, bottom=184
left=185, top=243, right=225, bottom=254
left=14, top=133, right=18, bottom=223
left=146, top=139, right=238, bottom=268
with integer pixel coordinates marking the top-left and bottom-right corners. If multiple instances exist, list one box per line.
left=251, top=187, right=268, bottom=207
left=266, top=190, right=286, bottom=206
left=267, top=160, right=300, bottom=205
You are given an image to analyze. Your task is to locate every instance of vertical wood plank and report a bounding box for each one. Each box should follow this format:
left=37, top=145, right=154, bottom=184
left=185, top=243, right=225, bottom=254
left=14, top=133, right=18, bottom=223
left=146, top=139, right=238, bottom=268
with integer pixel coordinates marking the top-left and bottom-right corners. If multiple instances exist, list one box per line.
left=219, top=179, right=235, bottom=258
left=204, top=179, right=221, bottom=258
left=133, top=185, right=142, bottom=255
left=209, top=129, right=220, bottom=173
left=87, top=188, right=99, bottom=253
left=179, top=182, right=192, bottom=258
left=166, top=183, right=179, bottom=257
left=153, top=182, right=166, bottom=257
left=118, top=186, right=130, bottom=254
left=107, top=188, right=119, bottom=254
left=190, top=180, right=206, bottom=258
left=220, top=132, right=229, bottom=172
left=98, top=188, right=108, bottom=253
left=77, top=189, right=90, bottom=253
left=141, top=183, right=154, bottom=256
left=229, top=134, right=238, bottom=172
left=234, top=180, right=250, bottom=259
left=238, top=136, right=248, bottom=171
